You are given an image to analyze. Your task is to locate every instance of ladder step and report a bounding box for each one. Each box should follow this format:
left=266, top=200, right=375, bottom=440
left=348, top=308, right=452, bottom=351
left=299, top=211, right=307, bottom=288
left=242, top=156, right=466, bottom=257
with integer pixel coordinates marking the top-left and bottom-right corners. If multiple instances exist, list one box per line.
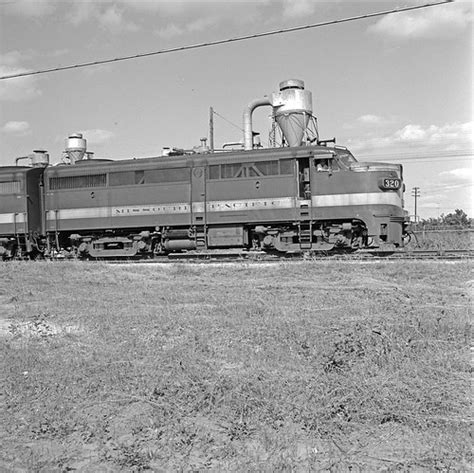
left=195, top=227, right=207, bottom=248
left=299, top=221, right=312, bottom=249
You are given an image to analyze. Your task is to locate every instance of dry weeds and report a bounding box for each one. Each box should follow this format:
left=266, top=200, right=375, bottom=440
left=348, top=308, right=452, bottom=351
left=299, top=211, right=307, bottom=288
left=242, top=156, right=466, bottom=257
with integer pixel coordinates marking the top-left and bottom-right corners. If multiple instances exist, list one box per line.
left=407, top=229, right=472, bottom=250
left=0, top=260, right=471, bottom=471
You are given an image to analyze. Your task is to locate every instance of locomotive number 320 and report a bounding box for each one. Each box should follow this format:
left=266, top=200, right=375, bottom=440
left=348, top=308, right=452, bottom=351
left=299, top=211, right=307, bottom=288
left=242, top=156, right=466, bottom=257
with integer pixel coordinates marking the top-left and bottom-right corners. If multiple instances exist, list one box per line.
left=382, top=178, right=401, bottom=189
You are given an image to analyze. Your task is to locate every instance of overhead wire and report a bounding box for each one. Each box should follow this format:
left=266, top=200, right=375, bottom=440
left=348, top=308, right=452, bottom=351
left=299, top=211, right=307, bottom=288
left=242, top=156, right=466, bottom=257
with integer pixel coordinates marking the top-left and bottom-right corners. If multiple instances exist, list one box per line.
left=212, top=109, right=274, bottom=147
left=0, top=0, right=453, bottom=81
left=212, top=110, right=243, bottom=132
left=357, top=151, right=473, bottom=163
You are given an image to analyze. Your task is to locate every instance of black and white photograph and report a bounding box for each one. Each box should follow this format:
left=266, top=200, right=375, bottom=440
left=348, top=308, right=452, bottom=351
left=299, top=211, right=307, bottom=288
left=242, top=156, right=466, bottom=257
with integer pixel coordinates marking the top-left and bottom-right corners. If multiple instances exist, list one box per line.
left=0, top=0, right=472, bottom=470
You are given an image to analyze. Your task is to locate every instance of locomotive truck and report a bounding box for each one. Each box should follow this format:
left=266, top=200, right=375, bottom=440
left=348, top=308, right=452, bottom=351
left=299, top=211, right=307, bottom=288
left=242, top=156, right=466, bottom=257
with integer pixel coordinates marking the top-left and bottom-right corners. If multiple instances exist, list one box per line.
left=0, top=79, right=408, bottom=259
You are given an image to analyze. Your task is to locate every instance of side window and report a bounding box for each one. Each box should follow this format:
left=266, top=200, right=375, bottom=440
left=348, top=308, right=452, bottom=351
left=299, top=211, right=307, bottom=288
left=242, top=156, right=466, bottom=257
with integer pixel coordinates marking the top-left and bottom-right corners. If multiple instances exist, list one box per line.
left=254, top=161, right=279, bottom=176
left=0, top=180, right=22, bottom=194
left=209, top=165, right=220, bottom=180
left=209, top=160, right=293, bottom=180
left=49, top=174, right=107, bottom=190
left=314, top=159, right=329, bottom=171
left=221, top=163, right=243, bottom=179
left=314, top=158, right=339, bottom=172
left=145, top=168, right=189, bottom=183
left=109, top=168, right=189, bottom=186
left=336, top=151, right=356, bottom=168
left=109, top=171, right=144, bottom=186
left=279, top=159, right=293, bottom=175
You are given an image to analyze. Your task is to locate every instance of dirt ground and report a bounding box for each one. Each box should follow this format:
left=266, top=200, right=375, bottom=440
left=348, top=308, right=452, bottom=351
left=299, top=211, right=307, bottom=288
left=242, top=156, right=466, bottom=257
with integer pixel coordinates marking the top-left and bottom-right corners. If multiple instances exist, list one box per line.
left=0, top=260, right=471, bottom=471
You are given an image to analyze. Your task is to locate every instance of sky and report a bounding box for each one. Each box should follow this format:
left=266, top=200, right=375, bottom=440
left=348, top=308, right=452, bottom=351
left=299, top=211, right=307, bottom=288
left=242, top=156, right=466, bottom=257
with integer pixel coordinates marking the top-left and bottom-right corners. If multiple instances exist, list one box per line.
left=0, top=0, right=472, bottom=219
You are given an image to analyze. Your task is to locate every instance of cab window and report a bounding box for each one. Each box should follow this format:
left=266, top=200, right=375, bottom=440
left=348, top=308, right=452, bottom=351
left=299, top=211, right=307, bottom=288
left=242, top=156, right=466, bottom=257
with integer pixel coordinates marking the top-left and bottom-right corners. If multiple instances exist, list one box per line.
left=336, top=151, right=357, bottom=168
left=313, top=154, right=336, bottom=172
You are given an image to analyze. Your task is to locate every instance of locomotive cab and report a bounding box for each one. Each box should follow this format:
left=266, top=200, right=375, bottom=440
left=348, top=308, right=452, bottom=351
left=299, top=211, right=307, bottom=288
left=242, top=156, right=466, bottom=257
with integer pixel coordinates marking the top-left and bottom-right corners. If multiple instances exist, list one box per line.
left=256, top=144, right=407, bottom=254
left=308, top=147, right=407, bottom=250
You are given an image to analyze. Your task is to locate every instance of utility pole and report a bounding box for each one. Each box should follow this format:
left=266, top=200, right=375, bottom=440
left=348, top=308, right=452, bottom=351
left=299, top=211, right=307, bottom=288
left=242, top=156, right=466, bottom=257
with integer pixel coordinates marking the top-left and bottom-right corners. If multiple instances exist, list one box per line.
left=209, top=107, right=214, bottom=152
left=412, top=187, right=420, bottom=223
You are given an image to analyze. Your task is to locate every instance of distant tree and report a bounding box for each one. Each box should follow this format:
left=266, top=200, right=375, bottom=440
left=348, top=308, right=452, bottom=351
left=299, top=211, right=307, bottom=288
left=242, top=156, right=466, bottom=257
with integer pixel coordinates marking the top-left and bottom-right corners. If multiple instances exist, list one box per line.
left=441, top=209, right=470, bottom=227
left=420, top=209, right=471, bottom=229
left=420, top=217, right=437, bottom=227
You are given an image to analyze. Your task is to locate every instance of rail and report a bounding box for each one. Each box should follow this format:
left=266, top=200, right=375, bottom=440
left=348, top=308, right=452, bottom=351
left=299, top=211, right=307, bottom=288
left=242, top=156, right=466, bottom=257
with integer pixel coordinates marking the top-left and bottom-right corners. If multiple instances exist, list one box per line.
left=96, top=248, right=473, bottom=264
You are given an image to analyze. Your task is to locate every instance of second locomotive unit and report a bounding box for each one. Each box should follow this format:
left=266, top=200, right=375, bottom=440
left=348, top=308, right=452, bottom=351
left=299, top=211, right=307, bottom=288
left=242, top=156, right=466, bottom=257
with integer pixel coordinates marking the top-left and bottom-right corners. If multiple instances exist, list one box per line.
left=0, top=79, right=408, bottom=259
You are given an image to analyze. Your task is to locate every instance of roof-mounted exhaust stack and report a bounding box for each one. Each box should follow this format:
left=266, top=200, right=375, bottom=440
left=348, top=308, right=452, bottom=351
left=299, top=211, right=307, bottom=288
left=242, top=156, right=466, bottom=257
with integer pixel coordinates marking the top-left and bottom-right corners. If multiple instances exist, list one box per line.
left=243, top=97, right=272, bottom=150
left=243, top=79, right=314, bottom=150
left=29, top=150, right=50, bottom=167
left=15, top=150, right=50, bottom=167
left=63, top=133, right=88, bottom=164
left=273, top=79, right=312, bottom=148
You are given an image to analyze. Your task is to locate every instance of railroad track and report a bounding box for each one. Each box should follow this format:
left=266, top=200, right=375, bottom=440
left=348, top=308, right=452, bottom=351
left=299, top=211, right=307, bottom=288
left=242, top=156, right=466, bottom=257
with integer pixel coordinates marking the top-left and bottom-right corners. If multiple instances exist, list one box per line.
left=99, top=248, right=473, bottom=264
left=5, top=248, right=468, bottom=263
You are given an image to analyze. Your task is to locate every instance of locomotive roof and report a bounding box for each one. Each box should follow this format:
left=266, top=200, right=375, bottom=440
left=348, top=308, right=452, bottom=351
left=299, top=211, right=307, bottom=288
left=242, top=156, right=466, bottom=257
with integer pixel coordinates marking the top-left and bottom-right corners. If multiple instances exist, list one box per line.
left=140, top=144, right=340, bottom=163
left=0, top=166, right=34, bottom=172
left=0, top=166, right=44, bottom=177
left=44, top=144, right=346, bottom=175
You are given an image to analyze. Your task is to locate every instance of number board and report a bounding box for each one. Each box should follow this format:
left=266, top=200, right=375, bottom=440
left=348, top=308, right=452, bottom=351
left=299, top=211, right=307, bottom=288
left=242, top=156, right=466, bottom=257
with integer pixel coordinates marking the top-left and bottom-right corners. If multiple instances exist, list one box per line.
left=381, top=178, right=401, bottom=190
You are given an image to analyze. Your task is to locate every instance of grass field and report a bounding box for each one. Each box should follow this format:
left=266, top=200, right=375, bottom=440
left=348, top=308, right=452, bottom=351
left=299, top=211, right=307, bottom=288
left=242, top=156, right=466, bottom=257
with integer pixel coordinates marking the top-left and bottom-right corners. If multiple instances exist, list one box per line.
left=407, top=229, right=472, bottom=251
left=1, top=260, right=471, bottom=471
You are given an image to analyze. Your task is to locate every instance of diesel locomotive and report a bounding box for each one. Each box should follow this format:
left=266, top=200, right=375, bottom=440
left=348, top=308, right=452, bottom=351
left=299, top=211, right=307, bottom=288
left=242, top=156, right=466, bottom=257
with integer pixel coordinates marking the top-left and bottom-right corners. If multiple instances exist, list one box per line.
left=0, top=79, right=408, bottom=259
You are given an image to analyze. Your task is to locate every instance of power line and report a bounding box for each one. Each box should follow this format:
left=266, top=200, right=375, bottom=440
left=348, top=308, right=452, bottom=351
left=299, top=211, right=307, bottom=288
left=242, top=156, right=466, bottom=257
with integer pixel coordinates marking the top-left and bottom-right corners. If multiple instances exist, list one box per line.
left=358, top=148, right=473, bottom=158
left=357, top=151, right=473, bottom=163
left=212, top=109, right=272, bottom=147
left=409, top=184, right=471, bottom=194
left=0, top=0, right=453, bottom=81
left=212, top=110, right=243, bottom=132
left=362, top=157, right=472, bottom=163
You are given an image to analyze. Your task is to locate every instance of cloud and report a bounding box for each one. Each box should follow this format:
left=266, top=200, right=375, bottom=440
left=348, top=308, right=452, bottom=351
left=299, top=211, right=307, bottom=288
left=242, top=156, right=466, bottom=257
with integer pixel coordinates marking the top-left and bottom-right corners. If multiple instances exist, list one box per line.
left=368, top=2, right=472, bottom=40
left=394, top=124, right=427, bottom=142
left=357, top=114, right=384, bottom=125
left=4, top=0, right=56, bottom=18
left=440, top=167, right=472, bottom=183
left=423, top=167, right=474, bottom=195
left=395, top=122, right=473, bottom=147
left=348, top=121, right=473, bottom=152
left=67, top=2, right=96, bottom=26
left=66, top=3, right=137, bottom=32
left=0, top=50, right=32, bottom=66
left=155, top=16, right=215, bottom=39
left=2, top=0, right=273, bottom=37
left=420, top=202, right=444, bottom=209
left=48, top=49, right=69, bottom=58
left=116, top=0, right=188, bottom=14
left=2, top=0, right=189, bottom=20
left=63, top=0, right=225, bottom=34
left=155, top=23, right=185, bottom=39
left=0, top=52, right=41, bottom=102
left=100, top=5, right=124, bottom=29
left=344, top=114, right=400, bottom=130
left=282, top=0, right=317, bottom=19
left=80, top=129, right=115, bottom=146
left=98, top=5, right=138, bottom=32
left=1, top=121, right=31, bottom=136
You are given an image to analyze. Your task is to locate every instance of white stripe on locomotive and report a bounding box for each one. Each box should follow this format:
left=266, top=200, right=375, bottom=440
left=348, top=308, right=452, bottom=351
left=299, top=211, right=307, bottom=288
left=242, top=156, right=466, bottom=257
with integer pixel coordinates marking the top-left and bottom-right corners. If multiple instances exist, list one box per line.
left=45, top=192, right=402, bottom=221
left=0, top=213, right=26, bottom=224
